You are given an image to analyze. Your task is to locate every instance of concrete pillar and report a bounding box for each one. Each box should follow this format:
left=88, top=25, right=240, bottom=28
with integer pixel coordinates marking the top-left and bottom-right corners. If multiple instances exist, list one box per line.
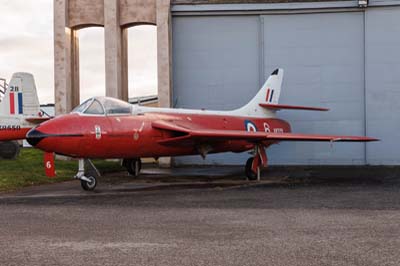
left=54, top=0, right=80, bottom=115
left=71, top=30, right=80, bottom=108
left=104, top=0, right=128, bottom=101
left=121, top=28, right=129, bottom=101
left=157, top=0, right=173, bottom=167
left=156, top=0, right=172, bottom=108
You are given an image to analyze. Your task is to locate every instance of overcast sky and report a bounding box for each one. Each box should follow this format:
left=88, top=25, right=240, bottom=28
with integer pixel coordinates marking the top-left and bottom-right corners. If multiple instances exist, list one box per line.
left=0, top=0, right=157, bottom=104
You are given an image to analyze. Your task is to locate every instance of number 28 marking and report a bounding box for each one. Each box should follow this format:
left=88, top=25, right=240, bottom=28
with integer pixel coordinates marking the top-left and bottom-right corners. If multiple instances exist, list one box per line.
left=10, top=86, right=19, bottom=92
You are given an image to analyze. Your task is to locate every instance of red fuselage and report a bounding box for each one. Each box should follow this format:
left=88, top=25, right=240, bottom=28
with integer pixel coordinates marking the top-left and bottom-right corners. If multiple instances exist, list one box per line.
left=0, top=127, right=31, bottom=141
left=26, top=113, right=291, bottom=159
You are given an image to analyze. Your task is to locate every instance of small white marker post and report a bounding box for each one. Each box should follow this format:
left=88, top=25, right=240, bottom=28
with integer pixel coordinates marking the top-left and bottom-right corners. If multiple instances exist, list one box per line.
left=257, top=167, right=261, bottom=182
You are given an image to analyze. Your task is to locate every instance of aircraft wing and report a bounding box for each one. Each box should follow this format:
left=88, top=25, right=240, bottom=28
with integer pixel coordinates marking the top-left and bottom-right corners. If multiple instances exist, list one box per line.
left=152, top=120, right=378, bottom=146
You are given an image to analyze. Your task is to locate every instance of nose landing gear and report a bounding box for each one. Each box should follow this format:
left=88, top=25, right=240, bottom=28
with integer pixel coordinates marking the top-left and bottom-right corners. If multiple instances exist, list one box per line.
left=80, top=175, right=97, bottom=191
left=75, top=159, right=100, bottom=191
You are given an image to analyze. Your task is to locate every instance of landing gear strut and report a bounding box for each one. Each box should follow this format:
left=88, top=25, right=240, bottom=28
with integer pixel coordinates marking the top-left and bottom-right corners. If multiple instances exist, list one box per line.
left=245, top=157, right=258, bottom=181
left=123, top=158, right=142, bottom=177
left=75, top=159, right=100, bottom=191
left=245, top=144, right=267, bottom=181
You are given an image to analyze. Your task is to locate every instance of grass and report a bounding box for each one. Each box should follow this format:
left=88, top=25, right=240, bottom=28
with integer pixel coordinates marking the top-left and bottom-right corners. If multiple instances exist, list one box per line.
left=0, top=148, right=122, bottom=192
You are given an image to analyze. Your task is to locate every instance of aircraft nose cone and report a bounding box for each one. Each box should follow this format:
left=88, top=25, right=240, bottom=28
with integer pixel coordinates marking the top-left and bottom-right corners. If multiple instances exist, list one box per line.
left=26, top=128, right=47, bottom=147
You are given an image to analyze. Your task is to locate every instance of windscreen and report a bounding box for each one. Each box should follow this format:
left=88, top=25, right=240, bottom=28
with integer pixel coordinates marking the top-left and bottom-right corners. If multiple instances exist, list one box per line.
left=72, top=99, right=92, bottom=113
left=84, top=99, right=105, bottom=115
left=103, top=98, right=132, bottom=115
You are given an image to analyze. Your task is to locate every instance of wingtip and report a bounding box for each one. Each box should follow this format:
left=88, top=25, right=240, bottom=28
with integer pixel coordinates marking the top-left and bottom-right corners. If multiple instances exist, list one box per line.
left=358, top=137, right=380, bottom=142
left=271, top=69, right=279, bottom=75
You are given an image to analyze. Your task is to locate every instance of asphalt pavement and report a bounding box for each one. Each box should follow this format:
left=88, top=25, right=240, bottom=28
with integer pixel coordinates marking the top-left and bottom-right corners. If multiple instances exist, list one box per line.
left=0, top=166, right=400, bottom=266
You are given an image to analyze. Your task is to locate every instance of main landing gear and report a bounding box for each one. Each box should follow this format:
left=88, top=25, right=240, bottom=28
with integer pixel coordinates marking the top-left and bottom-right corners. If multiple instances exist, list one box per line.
left=245, top=144, right=268, bottom=181
left=245, top=157, right=258, bottom=181
left=75, top=159, right=100, bottom=191
left=122, top=158, right=142, bottom=177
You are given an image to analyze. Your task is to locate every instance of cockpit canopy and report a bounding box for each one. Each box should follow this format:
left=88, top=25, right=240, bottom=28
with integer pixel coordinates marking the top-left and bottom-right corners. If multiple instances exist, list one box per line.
left=72, top=97, right=132, bottom=116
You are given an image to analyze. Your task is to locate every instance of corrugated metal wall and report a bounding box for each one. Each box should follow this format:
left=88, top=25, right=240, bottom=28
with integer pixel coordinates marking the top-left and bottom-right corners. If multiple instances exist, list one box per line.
left=262, top=12, right=366, bottom=165
left=172, top=16, right=260, bottom=165
left=172, top=5, right=400, bottom=166
left=365, top=7, right=400, bottom=165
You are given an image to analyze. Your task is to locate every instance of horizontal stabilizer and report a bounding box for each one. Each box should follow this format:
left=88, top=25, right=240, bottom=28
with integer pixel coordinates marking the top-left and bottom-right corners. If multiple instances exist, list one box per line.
left=259, top=103, right=329, bottom=111
left=25, top=117, right=52, bottom=124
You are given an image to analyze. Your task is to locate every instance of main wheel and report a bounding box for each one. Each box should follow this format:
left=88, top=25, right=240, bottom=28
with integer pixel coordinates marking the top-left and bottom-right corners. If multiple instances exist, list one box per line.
left=81, top=176, right=97, bottom=191
left=124, top=158, right=142, bottom=176
left=245, top=157, right=257, bottom=181
left=0, top=141, right=20, bottom=159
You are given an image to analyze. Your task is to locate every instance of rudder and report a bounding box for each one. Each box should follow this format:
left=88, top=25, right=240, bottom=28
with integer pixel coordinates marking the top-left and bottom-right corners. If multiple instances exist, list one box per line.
left=0, top=73, right=40, bottom=116
left=232, top=68, right=284, bottom=117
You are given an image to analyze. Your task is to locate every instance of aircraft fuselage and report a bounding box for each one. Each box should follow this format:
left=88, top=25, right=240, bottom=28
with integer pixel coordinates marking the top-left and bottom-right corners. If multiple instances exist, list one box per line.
left=27, top=112, right=291, bottom=159
left=0, top=115, right=35, bottom=141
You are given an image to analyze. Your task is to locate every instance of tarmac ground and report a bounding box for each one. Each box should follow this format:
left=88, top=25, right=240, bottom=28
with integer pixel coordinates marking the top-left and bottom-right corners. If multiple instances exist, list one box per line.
left=1, top=165, right=400, bottom=266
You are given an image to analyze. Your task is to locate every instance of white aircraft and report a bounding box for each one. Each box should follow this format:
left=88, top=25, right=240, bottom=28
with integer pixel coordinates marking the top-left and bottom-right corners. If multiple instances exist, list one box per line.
left=0, top=73, right=49, bottom=158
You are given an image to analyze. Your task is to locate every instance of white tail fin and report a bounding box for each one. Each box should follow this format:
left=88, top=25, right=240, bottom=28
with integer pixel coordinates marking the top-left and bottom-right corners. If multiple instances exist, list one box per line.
left=0, top=73, right=40, bottom=116
left=232, top=68, right=284, bottom=117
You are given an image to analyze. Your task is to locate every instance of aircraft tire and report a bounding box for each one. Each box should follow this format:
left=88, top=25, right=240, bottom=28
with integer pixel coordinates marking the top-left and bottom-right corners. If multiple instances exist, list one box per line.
left=81, top=176, right=97, bottom=191
left=0, top=141, right=20, bottom=159
left=125, top=158, right=142, bottom=177
left=245, top=157, right=257, bottom=181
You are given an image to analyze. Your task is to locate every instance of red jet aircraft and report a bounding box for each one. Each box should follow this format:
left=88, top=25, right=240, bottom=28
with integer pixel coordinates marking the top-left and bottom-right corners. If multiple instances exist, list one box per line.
left=26, top=69, right=378, bottom=191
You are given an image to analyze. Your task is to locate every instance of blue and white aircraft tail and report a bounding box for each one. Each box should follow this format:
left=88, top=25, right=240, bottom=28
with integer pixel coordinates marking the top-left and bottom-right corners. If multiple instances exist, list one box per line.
left=0, top=72, right=41, bottom=117
left=0, top=73, right=47, bottom=159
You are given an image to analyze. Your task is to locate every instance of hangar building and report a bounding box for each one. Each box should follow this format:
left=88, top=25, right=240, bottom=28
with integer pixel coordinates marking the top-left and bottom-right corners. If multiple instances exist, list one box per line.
left=171, top=0, right=400, bottom=166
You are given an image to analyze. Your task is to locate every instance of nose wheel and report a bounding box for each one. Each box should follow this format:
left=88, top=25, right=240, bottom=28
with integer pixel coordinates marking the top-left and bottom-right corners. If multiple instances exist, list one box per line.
left=81, top=175, right=97, bottom=191
left=75, top=159, right=100, bottom=191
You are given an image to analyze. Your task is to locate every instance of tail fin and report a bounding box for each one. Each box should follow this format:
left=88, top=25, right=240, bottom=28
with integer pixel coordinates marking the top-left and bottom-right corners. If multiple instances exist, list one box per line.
left=233, top=68, right=284, bottom=117
left=0, top=73, right=40, bottom=116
